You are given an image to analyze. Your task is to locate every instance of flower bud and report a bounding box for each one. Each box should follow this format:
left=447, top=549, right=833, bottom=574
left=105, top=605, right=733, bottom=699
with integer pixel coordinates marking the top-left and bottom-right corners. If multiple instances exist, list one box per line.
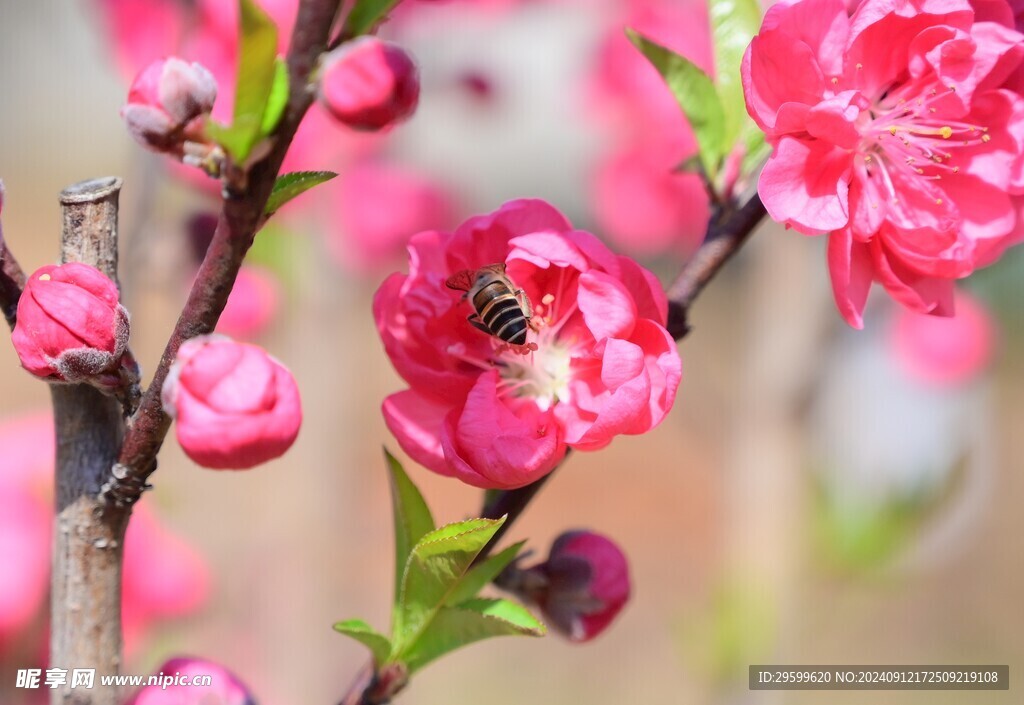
left=121, top=57, right=217, bottom=153
left=319, top=38, right=419, bottom=131
left=511, top=530, right=630, bottom=642
left=11, top=263, right=130, bottom=384
left=162, top=335, right=302, bottom=470
left=128, top=658, right=255, bottom=705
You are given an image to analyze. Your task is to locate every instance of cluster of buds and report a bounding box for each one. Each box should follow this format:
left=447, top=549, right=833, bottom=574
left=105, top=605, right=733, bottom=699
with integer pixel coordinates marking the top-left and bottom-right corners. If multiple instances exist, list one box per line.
left=501, top=530, right=631, bottom=642
left=318, top=37, right=420, bottom=131
left=11, top=263, right=131, bottom=389
left=120, top=57, right=219, bottom=168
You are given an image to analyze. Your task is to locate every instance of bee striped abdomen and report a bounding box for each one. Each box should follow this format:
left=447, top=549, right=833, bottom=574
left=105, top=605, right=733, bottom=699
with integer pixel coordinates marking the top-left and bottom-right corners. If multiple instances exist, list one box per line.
left=473, top=281, right=528, bottom=345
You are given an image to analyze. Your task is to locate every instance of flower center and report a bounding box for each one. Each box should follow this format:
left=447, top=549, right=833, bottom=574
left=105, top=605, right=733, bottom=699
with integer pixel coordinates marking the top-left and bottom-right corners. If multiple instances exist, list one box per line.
left=858, top=83, right=989, bottom=206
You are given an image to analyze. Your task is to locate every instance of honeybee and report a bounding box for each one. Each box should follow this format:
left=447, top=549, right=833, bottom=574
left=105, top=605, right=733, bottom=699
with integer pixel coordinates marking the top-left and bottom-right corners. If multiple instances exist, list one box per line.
left=446, top=263, right=534, bottom=346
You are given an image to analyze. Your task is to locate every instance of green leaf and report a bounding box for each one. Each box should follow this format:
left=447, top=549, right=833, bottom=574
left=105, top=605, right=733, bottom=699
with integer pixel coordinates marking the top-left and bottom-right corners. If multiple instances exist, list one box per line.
left=261, top=58, right=290, bottom=136
left=707, top=0, right=762, bottom=152
left=739, top=124, right=771, bottom=178
left=212, top=0, right=280, bottom=162
left=393, top=517, right=506, bottom=653
left=444, top=541, right=525, bottom=607
left=342, top=0, right=401, bottom=38
left=264, top=171, right=338, bottom=215
left=333, top=619, right=392, bottom=666
left=628, top=29, right=726, bottom=180
left=385, top=449, right=435, bottom=598
left=402, top=598, right=545, bottom=673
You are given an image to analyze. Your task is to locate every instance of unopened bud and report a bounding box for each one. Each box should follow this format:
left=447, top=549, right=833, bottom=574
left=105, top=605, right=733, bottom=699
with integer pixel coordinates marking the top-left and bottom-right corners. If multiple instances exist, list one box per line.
left=11, top=263, right=130, bottom=386
left=121, top=57, right=217, bottom=154
left=318, top=38, right=420, bottom=131
left=508, top=530, right=631, bottom=642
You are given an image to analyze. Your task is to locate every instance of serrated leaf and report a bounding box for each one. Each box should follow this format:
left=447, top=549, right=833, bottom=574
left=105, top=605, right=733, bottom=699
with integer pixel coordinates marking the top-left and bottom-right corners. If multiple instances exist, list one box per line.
left=334, top=619, right=392, bottom=666
left=214, top=0, right=279, bottom=162
left=264, top=171, right=338, bottom=215
left=628, top=29, right=726, bottom=180
left=402, top=598, right=545, bottom=673
left=445, top=541, right=525, bottom=607
left=261, top=58, right=289, bottom=136
left=708, top=0, right=762, bottom=151
left=385, top=449, right=435, bottom=598
left=342, top=0, right=401, bottom=38
left=393, top=517, right=506, bottom=653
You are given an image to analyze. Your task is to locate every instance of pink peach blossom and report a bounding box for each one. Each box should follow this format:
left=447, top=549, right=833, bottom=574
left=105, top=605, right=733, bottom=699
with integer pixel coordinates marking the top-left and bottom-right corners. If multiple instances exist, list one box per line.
left=121, top=57, right=218, bottom=155
left=318, top=38, right=421, bottom=131
left=0, top=489, right=50, bottom=646
left=127, top=657, right=255, bottom=705
left=216, top=266, right=282, bottom=340
left=0, top=412, right=53, bottom=492
left=163, top=336, right=302, bottom=470
left=374, top=199, right=681, bottom=489
left=11, top=263, right=130, bottom=384
left=743, top=0, right=1024, bottom=327
left=889, top=289, right=997, bottom=384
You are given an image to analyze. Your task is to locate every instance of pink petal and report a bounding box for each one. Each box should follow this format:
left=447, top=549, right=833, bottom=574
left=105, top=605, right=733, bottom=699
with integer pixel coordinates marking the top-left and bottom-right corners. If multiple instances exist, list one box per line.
left=827, top=228, right=875, bottom=328
left=382, top=390, right=451, bottom=477
left=578, top=270, right=638, bottom=341
left=759, top=137, right=851, bottom=234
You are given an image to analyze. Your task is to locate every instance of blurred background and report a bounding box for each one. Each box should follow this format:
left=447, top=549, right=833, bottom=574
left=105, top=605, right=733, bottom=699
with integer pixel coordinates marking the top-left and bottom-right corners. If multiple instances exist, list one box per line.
left=1, top=0, right=1023, bottom=703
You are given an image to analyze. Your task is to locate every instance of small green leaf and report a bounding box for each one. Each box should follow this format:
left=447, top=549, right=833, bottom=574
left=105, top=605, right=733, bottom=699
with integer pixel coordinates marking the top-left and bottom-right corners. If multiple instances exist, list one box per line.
left=402, top=598, right=545, bottom=673
left=445, top=541, right=525, bottom=607
left=333, top=619, right=392, bottom=666
left=707, top=0, right=762, bottom=152
left=216, top=0, right=280, bottom=162
left=628, top=29, right=727, bottom=180
left=393, top=517, right=506, bottom=653
left=342, top=0, right=401, bottom=38
left=385, top=449, right=435, bottom=598
left=740, top=124, right=771, bottom=178
left=261, top=58, right=290, bottom=136
left=264, top=171, right=338, bottom=215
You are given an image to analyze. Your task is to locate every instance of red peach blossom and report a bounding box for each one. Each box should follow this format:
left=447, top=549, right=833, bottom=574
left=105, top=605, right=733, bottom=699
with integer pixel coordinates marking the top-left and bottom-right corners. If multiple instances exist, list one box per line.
left=163, top=336, right=302, bottom=470
left=374, top=199, right=681, bottom=489
left=744, top=0, right=1024, bottom=328
left=11, top=263, right=130, bottom=384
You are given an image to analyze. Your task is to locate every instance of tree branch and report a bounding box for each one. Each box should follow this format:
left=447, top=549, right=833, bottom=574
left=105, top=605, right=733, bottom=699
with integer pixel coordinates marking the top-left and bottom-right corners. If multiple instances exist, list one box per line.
left=106, top=0, right=344, bottom=507
left=0, top=200, right=27, bottom=329
left=50, top=177, right=130, bottom=705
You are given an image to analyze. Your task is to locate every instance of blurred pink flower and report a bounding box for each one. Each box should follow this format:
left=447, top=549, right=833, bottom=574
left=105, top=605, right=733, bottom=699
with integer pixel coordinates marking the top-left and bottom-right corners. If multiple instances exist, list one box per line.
left=123, top=505, right=211, bottom=652
left=519, top=530, right=631, bottom=642
left=163, top=336, right=303, bottom=469
left=330, top=161, right=458, bottom=270
left=93, top=0, right=185, bottom=80
left=11, top=263, right=130, bottom=384
left=0, top=488, right=49, bottom=649
left=586, top=0, right=713, bottom=255
left=743, top=0, right=1024, bottom=327
left=591, top=139, right=709, bottom=257
left=216, top=266, right=282, bottom=340
left=374, top=199, right=681, bottom=489
left=889, top=289, right=997, bottom=384
left=0, top=412, right=53, bottom=492
left=128, top=657, right=255, bottom=705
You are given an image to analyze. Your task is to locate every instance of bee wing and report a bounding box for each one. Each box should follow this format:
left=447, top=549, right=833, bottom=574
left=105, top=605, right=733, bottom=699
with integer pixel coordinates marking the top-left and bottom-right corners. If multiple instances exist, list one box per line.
left=445, top=269, right=476, bottom=292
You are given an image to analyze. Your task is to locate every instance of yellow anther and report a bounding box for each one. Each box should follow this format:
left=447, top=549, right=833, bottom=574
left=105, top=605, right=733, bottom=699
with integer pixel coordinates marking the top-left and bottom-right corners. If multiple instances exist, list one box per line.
left=39, top=274, right=51, bottom=281
left=981, top=134, right=991, bottom=142
left=939, top=126, right=952, bottom=139
left=935, top=198, right=943, bottom=205
left=888, top=126, right=898, bottom=136
left=831, top=77, right=839, bottom=85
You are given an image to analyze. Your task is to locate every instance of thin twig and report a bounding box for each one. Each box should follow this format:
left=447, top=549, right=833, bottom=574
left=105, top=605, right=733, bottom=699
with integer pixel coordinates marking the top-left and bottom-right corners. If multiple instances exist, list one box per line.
left=106, top=0, right=344, bottom=507
left=0, top=221, right=27, bottom=330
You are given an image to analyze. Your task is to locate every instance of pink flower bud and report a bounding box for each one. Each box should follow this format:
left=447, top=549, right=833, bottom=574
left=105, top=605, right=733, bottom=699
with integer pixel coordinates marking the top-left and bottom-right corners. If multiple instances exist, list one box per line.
left=11, top=263, right=130, bottom=384
left=128, top=657, right=255, bottom=705
left=162, top=335, right=302, bottom=469
left=319, top=38, right=420, bottom=131
left=516, top=531, right=631, bottom=642
left=121, top=57, right=217, bottom=153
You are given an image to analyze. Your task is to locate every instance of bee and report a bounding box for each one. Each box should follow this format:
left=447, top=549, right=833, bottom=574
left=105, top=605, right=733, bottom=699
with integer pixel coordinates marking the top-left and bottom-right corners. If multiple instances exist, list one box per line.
left=446, top=263, right=534, bottom=346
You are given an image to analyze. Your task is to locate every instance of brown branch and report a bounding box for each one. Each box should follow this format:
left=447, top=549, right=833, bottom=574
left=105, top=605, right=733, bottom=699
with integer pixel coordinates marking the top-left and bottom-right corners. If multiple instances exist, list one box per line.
left=106, top=0, right=344, bottom=507
left=50, top=177, right=130, bottom=705
left=665, top=192, right=766, bottom=340
left=0, top=205, right=27, bottom=329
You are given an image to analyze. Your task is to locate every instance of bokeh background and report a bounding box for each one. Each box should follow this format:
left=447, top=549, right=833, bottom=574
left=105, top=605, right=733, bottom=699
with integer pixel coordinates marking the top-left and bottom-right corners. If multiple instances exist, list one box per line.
left=1, top=0, right=1023, bottom=703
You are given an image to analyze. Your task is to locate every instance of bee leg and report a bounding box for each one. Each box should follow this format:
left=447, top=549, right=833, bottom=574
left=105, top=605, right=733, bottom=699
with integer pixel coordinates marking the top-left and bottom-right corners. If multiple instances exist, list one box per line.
left=466, top=314, right=492, bottom=336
